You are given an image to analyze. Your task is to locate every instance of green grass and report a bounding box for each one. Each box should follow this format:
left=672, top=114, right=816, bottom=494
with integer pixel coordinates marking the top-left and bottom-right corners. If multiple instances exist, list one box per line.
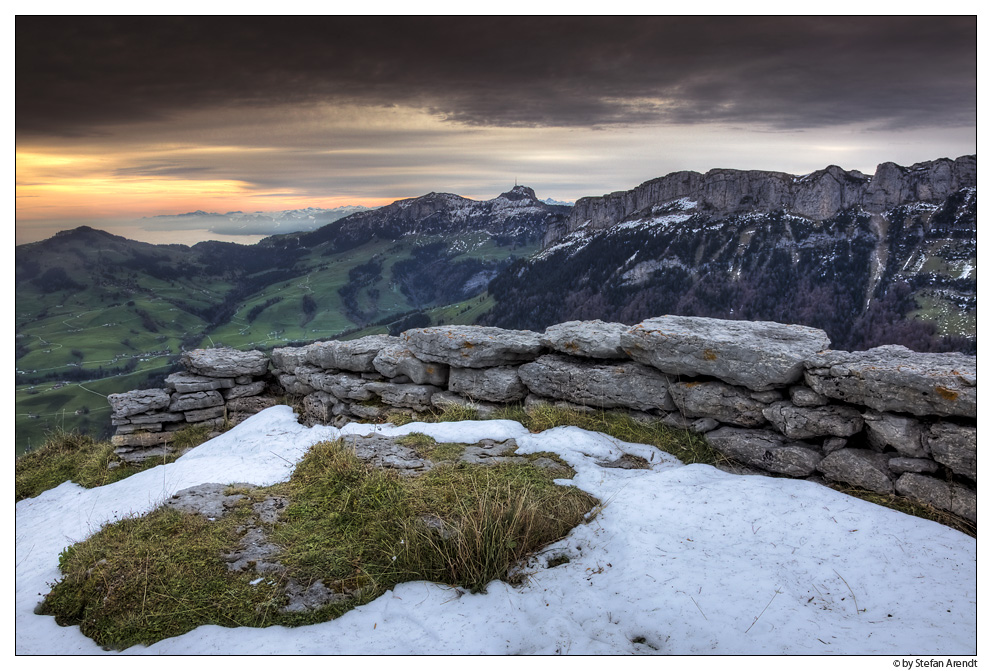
left=15, top=365, right=173, bottom=456
left=39, top=438, right=597, bottom=649
left=909, top=293, right=977, bottom=338
left=420, top=403, right=977, bottom=537
left=395, top=432, right=466, bottom=461
left=14, top=429, right=179, bottom=501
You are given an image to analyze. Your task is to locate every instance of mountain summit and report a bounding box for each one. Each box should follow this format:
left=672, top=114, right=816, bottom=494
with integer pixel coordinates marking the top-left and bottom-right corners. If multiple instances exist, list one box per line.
left=288, top=186, right=569, bottom=251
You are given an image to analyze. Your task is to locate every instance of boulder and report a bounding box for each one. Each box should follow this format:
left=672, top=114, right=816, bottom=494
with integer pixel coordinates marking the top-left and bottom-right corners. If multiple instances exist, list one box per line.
left=113, top=444, right=176, bottom=463
left=817, top=449, right=894, bottom=494
left=277, top=374, right=315, bottom=396
left=523, top=394, right=598, bottom=415
left=180, top=347, right=269, bottom=378
left=294, top=367, right=374, bottom=402
left=302, top=391, right=336, bottom=425
left=540, top=320, right=628, bottom=359
left=108, top=388, right=171, bottom=419
left=169, top=390, right=225, bottom=412
left=925, top=422, right=977, bottom=480
left=402, top=325, right=544, bottom=368
left=364, top=382, right=440, bottom=411
left=888, top=457, right=940, bottom=475
left=704, top=427, right=822, bottom=477
left=862, top=412, right=926, bottom=457
left=448, top=366, right=528, bottom=404
left=165, top=372, right=235, bottom=393
left=621, top=316, right=830, bottom=391
left=270, top=346, right=311, bottom=372
left=518, top=354, right=675, bottom=411
left=822, top=437, right=848, bottom=453
left=761, top=401, right=863, bottom=439
left=373, top=345, right=449, bottom=386
left=114, top=422, right=162, bottom=434
left=306, top=335, right=400, bottom=372
left=895, top=473, right=976, bottom=523
left=669, top=380, right=767, bottom=427
left=804, top=346, right=976, bottom=418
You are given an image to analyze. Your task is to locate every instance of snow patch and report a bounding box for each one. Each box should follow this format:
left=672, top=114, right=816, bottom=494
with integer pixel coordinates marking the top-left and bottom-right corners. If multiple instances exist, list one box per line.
left=16, top=406, right=976, bottom=655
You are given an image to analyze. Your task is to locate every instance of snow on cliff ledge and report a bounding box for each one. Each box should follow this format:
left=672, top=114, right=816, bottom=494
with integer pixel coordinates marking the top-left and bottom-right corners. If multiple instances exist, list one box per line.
left=15, top=406, right=976, bottom=656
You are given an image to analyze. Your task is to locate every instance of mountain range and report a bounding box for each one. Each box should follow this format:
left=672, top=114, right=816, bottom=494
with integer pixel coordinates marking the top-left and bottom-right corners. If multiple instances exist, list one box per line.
left=14, top=158, right=976, bottom=452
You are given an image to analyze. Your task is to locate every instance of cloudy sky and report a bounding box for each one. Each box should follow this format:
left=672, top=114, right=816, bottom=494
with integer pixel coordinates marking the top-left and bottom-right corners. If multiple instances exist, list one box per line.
left=15, top=15, right=977, bottom=245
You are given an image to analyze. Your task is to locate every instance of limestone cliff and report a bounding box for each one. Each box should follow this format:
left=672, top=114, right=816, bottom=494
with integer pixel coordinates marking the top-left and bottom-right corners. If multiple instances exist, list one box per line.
left=551, top=155, right=976, bottom=245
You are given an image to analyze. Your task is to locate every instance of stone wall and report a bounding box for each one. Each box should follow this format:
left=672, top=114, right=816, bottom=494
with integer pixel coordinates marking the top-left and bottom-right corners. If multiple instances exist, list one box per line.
left=108, top=315, right=977, bottom=523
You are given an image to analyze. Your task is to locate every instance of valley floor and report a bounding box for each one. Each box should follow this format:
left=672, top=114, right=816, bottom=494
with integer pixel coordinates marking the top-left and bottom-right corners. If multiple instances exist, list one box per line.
left=15, top=407, right=976, bottom=657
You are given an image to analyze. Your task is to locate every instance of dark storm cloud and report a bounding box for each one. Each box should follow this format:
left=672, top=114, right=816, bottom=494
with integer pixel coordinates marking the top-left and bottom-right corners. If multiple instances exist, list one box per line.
left=17, top=16, right=976, bottom=136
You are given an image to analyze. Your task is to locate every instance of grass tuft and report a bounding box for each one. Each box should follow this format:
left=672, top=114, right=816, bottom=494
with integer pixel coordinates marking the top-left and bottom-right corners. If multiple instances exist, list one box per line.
left=15, top=428, right=178, bottom=501
left=169, top=423, right=214, bottom=449
left=40, top=438, right=596, bottom=649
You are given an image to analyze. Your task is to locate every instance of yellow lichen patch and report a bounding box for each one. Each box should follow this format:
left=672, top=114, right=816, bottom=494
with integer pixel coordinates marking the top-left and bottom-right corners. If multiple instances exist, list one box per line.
left=935, top=385, right=959, bottom=401
left=702, top=349, right=718, bottom=361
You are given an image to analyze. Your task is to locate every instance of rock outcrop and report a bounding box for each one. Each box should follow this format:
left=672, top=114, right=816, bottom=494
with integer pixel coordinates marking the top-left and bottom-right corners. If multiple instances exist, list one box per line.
left=560, top=155, right=976, bottom=241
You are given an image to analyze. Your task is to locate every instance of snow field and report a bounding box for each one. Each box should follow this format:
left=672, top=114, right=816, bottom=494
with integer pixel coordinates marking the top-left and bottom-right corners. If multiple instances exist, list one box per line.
left=15, top=406, right=976, bottom=655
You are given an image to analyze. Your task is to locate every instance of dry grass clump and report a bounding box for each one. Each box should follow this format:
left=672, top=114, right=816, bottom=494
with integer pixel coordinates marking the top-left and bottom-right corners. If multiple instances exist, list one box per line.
left=15, top=428, right=178, bottom=501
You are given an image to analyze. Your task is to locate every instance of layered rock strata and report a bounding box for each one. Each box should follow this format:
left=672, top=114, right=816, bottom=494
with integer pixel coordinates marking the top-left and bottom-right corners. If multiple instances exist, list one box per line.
left=109, top=316, right=977, bottom=523
left=108, top=348, right=276, bottom=462
left=560, top=155, right=976, bottom=242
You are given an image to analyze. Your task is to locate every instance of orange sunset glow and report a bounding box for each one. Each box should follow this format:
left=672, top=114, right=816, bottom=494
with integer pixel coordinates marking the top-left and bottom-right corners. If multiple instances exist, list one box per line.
left=15, top=16, right=976, bottom=246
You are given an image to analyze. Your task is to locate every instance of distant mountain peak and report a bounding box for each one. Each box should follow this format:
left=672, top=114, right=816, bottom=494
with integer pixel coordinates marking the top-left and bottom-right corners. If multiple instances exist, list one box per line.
left=498, top=185, right=538, bottom=201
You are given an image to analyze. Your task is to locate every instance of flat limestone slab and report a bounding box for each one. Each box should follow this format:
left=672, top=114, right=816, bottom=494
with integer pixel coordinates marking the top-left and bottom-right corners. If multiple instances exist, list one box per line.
left=181, top=347, right=269, bottom=378
left=620, top=316, right=831, bottom=391
left=804, top=345, right=976, bottom=418
left=402, top=325, right=544, bottom=368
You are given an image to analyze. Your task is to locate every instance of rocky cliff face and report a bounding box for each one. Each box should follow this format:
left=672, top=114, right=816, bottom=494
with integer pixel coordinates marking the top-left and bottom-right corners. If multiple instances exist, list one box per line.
left=553, top=155, right=976, bottom=245
left=486, top=156, right=976, bottom=353
left=297, top=185, right=569, bottom=251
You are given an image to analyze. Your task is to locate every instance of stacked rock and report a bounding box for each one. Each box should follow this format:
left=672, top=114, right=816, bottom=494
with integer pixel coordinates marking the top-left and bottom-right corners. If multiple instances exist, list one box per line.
left=108, top=347, right=275, bottom=462
left=111, top=316, right=977, bottom=523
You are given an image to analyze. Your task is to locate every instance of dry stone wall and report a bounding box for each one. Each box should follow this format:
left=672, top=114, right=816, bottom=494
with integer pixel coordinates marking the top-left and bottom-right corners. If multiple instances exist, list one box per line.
left=107, top=315, right=977, bottom=523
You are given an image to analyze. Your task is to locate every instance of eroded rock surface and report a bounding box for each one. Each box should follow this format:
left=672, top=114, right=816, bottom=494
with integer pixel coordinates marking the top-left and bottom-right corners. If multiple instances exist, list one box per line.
left=621, top=316, right=830, bottom=391
left=541, top=320, right=628, bottom=359
left=804, top=346, right=976, bottom=418
left=109, top=388, right=172, bottom=419
left=519, top=354, right=675, bottom=411
left=704, top=426, right=822, bottom=477
left=818, top=449, right=894, bottom=495
left=180, top=347, right=269, bottom=378
left=449, top=365, right=529, bottom=404
left=402, top=325, right=544, bottom=368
